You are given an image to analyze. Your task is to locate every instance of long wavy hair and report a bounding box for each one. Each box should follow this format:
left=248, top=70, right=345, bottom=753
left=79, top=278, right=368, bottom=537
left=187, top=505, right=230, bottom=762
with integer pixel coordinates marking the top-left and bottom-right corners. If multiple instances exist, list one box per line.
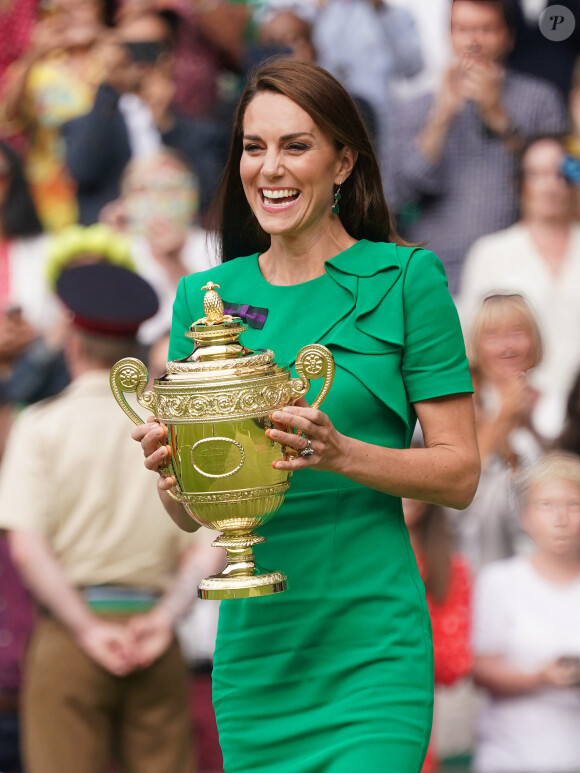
left=211, top=58, right=408, bottom=262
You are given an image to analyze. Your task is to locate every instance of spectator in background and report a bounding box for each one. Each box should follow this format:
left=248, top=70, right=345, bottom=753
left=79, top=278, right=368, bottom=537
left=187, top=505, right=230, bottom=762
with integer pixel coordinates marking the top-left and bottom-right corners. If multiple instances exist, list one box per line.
left=507, top=0, right=580, bottom=100
left=0, top=141, right=68, bottom=410
left=312, top=0, right=424, bottom=182
left=392, top=0, right=567, bottom=294
left=115, top=0, right=248, bottom=127
left=100, top=148, right=217, bottom=346
left=459, top=135, right=580, bottom=439
left=63, top=11, right=227, bottom=225
left=258, top=8, right=316, bottom=63
left=0, top=142, right=55, bottom=335
left=0, top=263, right=200, bottom=773
left=0, top=0, right=107, bottom=230
left=0, top=0, right=38, bottom=89
left=452, top=294, right=543, bottom=572
left=389, top=0, right=452, bottom=97
left=473, top=452, right=580, bottom=773
left=403, top=497, right=472, bottom=773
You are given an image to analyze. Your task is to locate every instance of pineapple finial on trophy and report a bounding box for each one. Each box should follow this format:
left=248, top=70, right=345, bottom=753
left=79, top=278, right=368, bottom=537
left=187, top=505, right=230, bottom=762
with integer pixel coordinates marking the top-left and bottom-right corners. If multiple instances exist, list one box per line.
left=194, top=281, right=234, bottom=326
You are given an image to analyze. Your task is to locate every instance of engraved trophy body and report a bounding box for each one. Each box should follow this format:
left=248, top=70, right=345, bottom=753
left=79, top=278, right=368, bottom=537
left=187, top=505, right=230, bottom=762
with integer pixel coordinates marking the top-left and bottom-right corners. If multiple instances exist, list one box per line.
left=110, top=282, right=335, bottom=600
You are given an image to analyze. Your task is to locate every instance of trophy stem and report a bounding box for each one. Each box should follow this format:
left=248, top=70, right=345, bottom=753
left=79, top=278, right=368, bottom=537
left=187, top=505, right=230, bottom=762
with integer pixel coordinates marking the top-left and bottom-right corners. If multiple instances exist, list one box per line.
left=197, top=532, right=287, bottom=600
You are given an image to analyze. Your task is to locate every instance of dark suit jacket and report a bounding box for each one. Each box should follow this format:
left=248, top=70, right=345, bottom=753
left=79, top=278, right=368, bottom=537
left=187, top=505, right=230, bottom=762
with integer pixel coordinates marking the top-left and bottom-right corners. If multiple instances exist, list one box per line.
left=62, top=83, right=228, bottom=225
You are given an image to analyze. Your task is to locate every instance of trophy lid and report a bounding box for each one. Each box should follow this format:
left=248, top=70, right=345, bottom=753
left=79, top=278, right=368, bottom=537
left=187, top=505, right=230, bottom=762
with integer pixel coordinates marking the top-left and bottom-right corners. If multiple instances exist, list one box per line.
left=161, top=282, right=276, bottom=382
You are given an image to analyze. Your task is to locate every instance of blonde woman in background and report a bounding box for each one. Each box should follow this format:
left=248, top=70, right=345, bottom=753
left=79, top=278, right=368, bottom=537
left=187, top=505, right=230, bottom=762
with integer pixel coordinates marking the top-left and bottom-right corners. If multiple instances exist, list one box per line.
left=449, top=294, right=544, bottom=573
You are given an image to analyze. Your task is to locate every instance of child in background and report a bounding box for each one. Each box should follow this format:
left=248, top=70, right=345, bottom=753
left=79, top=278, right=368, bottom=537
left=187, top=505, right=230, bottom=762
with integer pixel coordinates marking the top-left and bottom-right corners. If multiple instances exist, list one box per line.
left=473, top=452, right=580, bottom=773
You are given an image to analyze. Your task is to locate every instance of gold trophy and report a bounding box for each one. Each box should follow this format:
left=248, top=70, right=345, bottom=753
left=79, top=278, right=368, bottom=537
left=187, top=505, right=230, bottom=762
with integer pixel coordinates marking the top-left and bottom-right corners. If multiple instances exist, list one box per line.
left=110, top=282, right=335, bottom=600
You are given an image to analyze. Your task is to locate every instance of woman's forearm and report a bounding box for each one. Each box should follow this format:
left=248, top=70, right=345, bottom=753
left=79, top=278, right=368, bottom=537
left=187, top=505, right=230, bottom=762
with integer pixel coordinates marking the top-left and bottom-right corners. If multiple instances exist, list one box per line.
left=270, top=394, right=480, bottom=508
left=335, top=437, right=480, bottom=509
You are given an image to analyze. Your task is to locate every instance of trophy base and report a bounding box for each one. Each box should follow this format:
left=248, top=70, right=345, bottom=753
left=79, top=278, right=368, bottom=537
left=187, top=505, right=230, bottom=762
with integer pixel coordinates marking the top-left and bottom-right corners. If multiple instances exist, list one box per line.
left=197, top=531, right=287, bottom=599
left=198, top=569, right=287, bottom=600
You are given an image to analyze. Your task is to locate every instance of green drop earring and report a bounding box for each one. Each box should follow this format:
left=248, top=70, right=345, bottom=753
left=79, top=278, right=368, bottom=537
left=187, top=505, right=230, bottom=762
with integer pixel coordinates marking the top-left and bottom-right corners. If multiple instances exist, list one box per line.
left=331, top=185, right=342, bottom=214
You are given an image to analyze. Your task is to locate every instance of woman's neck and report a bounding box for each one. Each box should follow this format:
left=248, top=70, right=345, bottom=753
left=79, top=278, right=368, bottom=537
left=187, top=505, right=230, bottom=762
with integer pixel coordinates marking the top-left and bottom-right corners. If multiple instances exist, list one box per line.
left=259, top=222, right=356, bottom=285
left=529, top=548, right=580, bottom=585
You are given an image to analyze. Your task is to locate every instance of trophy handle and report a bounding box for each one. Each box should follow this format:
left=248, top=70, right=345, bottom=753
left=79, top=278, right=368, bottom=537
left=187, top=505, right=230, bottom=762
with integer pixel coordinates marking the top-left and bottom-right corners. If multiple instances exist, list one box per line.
left=291, top=344, right=335, bottom=410
left=110, top=358, right=182, bottom=500
left=110, top=357, right=155, bottom=426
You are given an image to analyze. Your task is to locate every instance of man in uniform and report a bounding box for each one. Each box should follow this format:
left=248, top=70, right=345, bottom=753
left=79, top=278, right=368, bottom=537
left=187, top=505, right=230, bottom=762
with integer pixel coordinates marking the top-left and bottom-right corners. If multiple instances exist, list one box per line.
left=0, top=263, right=203, bottom=773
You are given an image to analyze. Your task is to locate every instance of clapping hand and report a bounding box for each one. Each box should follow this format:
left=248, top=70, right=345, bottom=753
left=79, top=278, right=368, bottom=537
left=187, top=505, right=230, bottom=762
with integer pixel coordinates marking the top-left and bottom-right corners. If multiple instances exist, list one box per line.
left=460, top=58, right=510, bottom=133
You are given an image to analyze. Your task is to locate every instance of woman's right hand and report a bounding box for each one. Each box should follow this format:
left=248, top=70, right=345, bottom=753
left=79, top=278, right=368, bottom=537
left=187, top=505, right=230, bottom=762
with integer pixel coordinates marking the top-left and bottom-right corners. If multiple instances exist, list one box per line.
left=131, top=415, right=177, bottom=491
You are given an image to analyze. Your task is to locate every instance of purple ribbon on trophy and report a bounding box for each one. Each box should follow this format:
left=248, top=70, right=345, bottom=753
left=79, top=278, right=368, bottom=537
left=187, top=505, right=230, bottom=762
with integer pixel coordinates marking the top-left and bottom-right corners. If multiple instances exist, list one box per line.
left=222, top=301, right=268, bottom=329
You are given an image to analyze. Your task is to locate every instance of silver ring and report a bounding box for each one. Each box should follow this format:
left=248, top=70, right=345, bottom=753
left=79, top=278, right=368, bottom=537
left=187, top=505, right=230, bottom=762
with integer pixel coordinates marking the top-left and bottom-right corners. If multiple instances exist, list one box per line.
left=300, top=438, right=315, bottom=457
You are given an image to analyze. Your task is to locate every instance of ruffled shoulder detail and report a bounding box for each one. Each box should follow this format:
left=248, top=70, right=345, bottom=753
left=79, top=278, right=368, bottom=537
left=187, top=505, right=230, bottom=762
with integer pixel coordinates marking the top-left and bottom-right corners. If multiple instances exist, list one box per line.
left=324, top=240, right=413, bottom=352
left=319, top=240, right=419, bottom=430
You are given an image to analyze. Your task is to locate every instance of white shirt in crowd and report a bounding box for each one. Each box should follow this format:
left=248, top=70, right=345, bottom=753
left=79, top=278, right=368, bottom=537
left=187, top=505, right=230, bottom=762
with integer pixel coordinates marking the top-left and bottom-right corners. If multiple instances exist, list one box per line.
left=458, top=223, right=580, bottom=438
left=5, top=235, right=61, bottom=330
left=473, top=556, right=580, bottom=773
left=118, top=94, right=162, bottom=158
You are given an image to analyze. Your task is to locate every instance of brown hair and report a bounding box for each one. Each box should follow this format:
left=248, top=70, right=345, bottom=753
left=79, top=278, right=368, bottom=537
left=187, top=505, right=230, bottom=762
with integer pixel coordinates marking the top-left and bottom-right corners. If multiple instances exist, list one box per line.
left=211, top=58, right=408, bottom=262
left=451, top=0, right=517, bottom=35
left=468, top=293, right=543, bottom=373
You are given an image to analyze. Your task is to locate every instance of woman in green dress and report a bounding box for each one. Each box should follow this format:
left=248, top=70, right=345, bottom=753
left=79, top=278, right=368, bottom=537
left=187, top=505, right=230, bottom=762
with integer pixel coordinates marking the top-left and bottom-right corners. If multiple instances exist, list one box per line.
left=133, top=59, right=480, bottom=773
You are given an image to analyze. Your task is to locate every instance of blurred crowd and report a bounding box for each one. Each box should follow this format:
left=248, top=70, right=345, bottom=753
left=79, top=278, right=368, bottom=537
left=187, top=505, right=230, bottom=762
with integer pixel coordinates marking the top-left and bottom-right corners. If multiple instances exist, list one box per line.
left=1, top=0, right=580, bottom=771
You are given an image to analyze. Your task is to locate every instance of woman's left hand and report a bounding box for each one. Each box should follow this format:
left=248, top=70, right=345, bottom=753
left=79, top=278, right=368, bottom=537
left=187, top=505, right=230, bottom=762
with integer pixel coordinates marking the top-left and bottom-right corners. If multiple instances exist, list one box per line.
left=266, top=398, right=347, bottom=472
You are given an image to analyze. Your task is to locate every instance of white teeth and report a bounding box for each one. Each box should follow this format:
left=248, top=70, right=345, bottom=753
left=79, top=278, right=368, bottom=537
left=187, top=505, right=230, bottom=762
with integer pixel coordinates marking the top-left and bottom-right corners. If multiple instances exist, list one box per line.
left=262, top=188, right=298, bottom=199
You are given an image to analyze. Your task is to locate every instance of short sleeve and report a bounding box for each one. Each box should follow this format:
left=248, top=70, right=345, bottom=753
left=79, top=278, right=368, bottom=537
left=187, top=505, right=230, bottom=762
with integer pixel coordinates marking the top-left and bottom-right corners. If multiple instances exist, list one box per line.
left=472, top=563, right=510, bottom=655
left=401, top=249, right=473, bottom=403
left=168, top=277, right=196, bottom=361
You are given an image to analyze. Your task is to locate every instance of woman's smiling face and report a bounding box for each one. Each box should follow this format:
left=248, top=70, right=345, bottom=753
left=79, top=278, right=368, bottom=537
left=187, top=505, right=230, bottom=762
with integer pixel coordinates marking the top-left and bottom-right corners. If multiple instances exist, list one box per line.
left=240, top=91, right=353, bottom=240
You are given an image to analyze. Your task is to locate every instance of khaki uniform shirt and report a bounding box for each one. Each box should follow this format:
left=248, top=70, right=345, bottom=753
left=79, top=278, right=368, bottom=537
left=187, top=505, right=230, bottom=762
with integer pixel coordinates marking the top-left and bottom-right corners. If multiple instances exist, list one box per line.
left=0, top=370, right=194, bottom=592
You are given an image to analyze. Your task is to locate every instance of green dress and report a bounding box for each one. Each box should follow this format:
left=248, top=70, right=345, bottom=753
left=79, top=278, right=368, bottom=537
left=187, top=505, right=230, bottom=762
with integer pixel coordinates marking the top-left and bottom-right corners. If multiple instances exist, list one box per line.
left=169, top=241, right=473, bottom=773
